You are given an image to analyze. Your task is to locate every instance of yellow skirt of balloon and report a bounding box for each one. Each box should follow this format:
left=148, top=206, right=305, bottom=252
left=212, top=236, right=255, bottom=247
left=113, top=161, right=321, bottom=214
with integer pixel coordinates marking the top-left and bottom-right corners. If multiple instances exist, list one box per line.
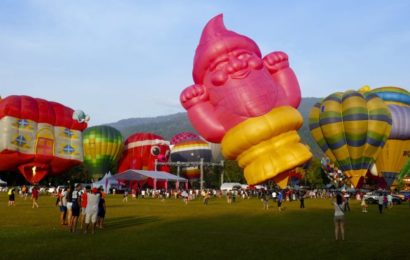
left=221, top=106, right=312, bottom=188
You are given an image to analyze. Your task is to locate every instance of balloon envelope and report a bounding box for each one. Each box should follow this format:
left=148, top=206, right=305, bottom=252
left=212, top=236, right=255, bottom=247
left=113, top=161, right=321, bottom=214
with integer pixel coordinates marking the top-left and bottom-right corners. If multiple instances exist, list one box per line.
left=309, top=90, right=392, bottom=187
left=170, top=132, right=212, bottom=180
left=0, top=95, right=87, bottom=183
left=370, top=87, right=410, bottom=186
left=83, top=125, right=124, bottom=180
left=117, top=132, right=170, bottom=172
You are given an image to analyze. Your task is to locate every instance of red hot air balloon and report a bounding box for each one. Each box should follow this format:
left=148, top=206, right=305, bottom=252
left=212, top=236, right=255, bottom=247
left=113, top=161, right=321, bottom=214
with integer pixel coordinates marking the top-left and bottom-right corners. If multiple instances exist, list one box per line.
left=118, top=133, right=170, bottom=172
left=0, top=95, right=88, bottom=183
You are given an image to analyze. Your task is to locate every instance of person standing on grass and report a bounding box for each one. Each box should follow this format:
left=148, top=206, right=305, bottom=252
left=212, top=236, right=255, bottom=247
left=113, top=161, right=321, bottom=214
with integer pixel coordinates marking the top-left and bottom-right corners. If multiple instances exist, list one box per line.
left=80, top=186, right=89, bottom=229
left=70, top=184, right=81, bottom=233
left=8, top=188, right=16, bottom=206
left=299, top=190, right=305, bottom=209
left=31, top=186, right=39, bottom=208
left=97, top=187, right=106, bottom=229
left=332, top=193, right=345, bottom=241
left=84, top=187, right=100, bottom=234
left=65, top=186, right=73, bottom=227
left=378, top=194, right=384, bottom=214
left=361, top=197, right=368, bottom=213
left=57, top=188, right=68, bottom=225
left=123, top=190, right=128, bottom=203
left=262, top=191, right=270, bottom=210
left=277, top=190, right=283, bottom=212
left=387, top=193, right=393, bottom=209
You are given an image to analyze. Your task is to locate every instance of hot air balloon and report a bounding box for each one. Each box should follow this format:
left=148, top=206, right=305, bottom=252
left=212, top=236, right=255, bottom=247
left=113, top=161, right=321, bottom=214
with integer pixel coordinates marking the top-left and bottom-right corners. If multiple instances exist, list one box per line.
left=170, top=132, right=212, bottom=180
left=117, top=132, right=170, bottom=173
left=83, top=126, right=124, bottom=180
left=368, top=86, right=410, bottom=186
left=399, top=158, right=410, bottom=181
left=0, top=95, right=88, bottom=183
left=179, top=14, right=312, bottom=188
left=309, top=90, right=392, bottom=187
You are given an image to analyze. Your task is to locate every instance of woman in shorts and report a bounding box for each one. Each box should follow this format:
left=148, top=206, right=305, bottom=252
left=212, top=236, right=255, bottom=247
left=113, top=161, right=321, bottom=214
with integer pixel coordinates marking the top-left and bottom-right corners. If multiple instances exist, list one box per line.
left=332, top=193, right=346, bottom=241
left=8, top=188, right=16, bottom=206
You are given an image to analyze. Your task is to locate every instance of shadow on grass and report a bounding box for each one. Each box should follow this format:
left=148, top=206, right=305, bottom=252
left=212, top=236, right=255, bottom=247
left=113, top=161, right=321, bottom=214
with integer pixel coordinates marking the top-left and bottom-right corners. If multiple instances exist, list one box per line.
left=105, top=216, right=160, bottom=230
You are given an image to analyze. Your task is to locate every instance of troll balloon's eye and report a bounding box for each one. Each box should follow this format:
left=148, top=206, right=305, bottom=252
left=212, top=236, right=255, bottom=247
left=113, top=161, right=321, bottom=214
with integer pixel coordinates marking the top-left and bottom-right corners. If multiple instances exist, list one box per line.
left=151, top=146, right=160, bottom=156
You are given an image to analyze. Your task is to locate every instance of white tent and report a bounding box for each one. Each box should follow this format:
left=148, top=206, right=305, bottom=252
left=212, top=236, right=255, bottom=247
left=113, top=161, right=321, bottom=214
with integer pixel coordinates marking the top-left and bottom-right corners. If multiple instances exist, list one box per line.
left=0, top=179, right=7, bottom=185
left=113, top=169, right=188, bottom=190
left=92, top=172, right=118, bottom=193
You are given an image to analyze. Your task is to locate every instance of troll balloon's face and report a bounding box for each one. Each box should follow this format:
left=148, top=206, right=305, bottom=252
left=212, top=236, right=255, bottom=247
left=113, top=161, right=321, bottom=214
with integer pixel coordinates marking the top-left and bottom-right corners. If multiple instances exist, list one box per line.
left=203, top=48, right=278, bottom=117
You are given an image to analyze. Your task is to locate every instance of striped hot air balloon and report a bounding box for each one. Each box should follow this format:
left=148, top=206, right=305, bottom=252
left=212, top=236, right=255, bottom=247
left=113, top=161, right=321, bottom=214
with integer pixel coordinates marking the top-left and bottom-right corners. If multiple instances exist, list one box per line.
left=369, top=86, right=410, bottom=186
left=399, top=158, right=410, bottom=181
left=309, top=90, right=392, bottom=187
left=170, top=132, right=211, bottom=180
left=83, top=126, right=124, bottom=180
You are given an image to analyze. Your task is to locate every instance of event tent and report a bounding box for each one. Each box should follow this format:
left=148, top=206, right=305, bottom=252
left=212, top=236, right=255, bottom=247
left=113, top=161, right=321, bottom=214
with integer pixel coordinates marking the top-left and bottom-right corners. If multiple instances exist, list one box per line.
left=0, top=179, right=7, bottom=185
left=92, top=172, right=118, bottom=193
left=113, top=170, right=188, bottom=190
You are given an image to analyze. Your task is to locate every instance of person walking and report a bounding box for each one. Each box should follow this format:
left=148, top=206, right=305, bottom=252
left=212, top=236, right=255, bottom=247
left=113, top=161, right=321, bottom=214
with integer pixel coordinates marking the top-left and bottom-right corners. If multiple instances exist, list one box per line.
left=332, top=193, right=346, bottom=241
left=31, top=186, right=39, bottom=208
left=123, top=190, right=128, bottom=203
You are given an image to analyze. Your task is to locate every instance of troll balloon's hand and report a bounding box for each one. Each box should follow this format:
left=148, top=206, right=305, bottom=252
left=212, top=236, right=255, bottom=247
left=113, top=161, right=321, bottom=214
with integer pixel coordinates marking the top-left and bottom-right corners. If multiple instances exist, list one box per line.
left=263, top=51, right=301, bottom=108
left=180, top=84, right=209, bottom=109
left=263, top=51, right=290, bottom=74
left=180, top=84, right=225, bottom=143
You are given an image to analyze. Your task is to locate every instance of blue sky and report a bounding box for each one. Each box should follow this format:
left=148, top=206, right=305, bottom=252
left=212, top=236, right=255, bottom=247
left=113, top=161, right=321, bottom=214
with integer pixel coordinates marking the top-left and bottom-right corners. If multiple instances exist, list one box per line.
left=1, top=0, right=409, bottom=125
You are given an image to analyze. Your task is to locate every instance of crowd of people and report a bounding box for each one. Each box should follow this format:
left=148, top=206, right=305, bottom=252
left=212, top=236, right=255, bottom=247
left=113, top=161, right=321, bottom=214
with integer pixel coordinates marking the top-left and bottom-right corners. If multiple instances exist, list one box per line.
left=56, top=185, right=106, bottom=234
left=3, top=183, right=410, bottom=241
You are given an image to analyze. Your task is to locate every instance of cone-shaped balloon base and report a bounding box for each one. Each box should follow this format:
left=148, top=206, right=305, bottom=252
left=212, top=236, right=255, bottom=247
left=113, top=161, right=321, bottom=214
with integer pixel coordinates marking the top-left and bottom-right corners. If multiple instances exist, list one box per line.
left=272, top=172, right=290, bottom=189
left=346, top=169, right=367, bottom=188
left=18, top=163, right=48, bottom=184
left=221, top=106, right=312, bottom=186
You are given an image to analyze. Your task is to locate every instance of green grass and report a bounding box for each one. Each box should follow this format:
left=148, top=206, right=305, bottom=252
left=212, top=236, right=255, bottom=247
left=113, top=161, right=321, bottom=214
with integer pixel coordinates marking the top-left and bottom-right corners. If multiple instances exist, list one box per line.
left=0, top=193, right=409, bottom=259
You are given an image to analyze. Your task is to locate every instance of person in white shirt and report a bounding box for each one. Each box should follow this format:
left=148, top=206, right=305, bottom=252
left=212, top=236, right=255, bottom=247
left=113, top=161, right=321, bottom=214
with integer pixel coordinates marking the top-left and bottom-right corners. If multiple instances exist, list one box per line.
left=84, top=187, right=100, bottom=234
left=387, top=194, right=393, bottom=209
left=332, top=193, right=346, bottom=241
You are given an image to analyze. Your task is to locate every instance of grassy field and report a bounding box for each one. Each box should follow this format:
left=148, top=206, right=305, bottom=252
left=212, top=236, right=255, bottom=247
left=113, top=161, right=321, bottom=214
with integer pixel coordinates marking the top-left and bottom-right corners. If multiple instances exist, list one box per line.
left=0, top=193, right=408, bottom=259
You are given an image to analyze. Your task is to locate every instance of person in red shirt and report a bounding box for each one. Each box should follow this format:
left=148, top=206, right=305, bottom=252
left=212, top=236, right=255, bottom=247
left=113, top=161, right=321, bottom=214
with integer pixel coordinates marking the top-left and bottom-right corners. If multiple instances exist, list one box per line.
left=80, top=186, right=89, bottom=229
left=32, top=186, right=39, bottom=208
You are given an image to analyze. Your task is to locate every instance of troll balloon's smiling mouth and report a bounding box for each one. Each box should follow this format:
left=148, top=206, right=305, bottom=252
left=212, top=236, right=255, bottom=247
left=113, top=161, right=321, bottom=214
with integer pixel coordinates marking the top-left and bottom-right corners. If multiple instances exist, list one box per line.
left=231, top=70, right=250, bottom=79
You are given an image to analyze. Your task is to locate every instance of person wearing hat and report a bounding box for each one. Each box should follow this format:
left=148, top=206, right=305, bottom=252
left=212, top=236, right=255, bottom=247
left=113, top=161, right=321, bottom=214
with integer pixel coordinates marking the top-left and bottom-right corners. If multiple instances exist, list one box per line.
left=83, top=187, right=100, bottom=234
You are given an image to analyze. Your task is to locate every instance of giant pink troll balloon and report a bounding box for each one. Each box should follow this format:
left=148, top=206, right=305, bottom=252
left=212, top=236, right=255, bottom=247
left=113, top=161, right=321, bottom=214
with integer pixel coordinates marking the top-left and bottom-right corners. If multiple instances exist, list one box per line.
left=180, top=14, right=312, bottom=187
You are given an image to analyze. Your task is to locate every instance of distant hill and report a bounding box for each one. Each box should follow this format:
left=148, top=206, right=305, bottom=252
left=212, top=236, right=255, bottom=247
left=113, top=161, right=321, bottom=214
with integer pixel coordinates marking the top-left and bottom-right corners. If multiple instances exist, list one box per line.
left=106, top=97, right=324, bottom=158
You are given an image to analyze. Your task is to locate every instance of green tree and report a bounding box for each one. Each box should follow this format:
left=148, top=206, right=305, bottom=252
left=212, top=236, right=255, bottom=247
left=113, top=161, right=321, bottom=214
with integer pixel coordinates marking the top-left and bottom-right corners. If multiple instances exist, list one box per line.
left=223, top=160, right=244, bottom=183
left=304, top=158, right=328, bottom=188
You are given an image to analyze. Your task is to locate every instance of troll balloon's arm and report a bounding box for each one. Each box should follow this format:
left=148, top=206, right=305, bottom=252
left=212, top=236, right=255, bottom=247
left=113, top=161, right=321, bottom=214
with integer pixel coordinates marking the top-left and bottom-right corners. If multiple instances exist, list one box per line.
left=180, top=84, right=225, bottom=143
left=263, top=51, right=301, bottom=108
